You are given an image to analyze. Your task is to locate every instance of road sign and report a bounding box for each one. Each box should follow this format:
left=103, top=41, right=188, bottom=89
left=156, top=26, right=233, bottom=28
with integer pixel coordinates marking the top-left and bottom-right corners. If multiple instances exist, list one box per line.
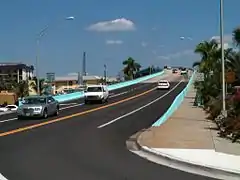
left=226, top=71, right=235, bottom=83
left=46, top=72, right=55, bottom=83
left=195, top=72, right=204, bottom=81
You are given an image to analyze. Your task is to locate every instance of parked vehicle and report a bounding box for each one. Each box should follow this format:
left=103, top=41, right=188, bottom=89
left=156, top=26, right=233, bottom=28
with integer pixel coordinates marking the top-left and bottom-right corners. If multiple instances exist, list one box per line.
left=17, top=95, right=59, bottom=120
left=0, top=105, right=18, bottom=112
left=157, top=80, right=170, bottom=90
left=84, top=85, right=109, bottom=104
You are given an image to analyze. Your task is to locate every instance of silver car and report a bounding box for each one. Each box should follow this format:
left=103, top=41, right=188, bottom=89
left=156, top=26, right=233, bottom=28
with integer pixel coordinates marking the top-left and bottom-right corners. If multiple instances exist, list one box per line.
left=17, top=95, right=60, bottom=120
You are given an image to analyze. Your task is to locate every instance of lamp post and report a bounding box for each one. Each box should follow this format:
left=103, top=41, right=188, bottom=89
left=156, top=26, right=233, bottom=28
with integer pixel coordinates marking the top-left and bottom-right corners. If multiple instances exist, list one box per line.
left=104, top=64, right=107, bottom=84
left=35, top=16, right=75, bottom=95
left=220, top=0, right=227, bottom=117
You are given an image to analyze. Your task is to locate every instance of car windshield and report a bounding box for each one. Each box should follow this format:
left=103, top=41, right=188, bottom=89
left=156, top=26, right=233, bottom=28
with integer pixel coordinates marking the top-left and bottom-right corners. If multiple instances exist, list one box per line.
left=87, top=87, right=103, bottom=92
left=23, top=97, right=46, bottom=104
left=6, top=105, right=16, bottom=108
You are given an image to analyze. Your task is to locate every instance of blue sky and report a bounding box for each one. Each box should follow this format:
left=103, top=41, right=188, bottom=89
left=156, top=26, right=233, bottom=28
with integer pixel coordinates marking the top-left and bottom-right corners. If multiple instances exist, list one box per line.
left=0, top=0, right=239, bottom=77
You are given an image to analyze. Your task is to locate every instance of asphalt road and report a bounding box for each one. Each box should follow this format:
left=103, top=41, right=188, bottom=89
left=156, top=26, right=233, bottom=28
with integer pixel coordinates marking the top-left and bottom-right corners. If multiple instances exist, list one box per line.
left=0, top=82, right=157, bottom=122
left=0, top=79, right=218, bottom=180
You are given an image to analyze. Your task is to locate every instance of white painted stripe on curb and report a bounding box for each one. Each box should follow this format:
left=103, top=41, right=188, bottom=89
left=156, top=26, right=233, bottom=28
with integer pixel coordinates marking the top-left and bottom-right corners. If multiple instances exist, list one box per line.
left=132, top=146, right=240, bottom=180
left=0, top=173, right=8, bottom=180
left=97, top=80, right=183, bottom=128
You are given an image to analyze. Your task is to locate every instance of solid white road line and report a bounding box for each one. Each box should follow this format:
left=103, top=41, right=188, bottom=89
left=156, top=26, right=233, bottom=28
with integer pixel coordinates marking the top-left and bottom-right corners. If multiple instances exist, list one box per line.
left=97, top=80, right=183, bottom=129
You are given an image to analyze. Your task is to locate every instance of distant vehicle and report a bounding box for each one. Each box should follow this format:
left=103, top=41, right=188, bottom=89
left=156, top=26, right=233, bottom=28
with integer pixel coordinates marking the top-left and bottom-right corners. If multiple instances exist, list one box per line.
left=172, top=69, right=178, bottom=74
left=84, top=85, right=109, bottom=104
left=0, top=105, right=18, bottom=112
left=157, top=80, right=170, bottom=90
left=181, top=68, right=187, bottom=75
left=17, top=95, right=59, bottom=120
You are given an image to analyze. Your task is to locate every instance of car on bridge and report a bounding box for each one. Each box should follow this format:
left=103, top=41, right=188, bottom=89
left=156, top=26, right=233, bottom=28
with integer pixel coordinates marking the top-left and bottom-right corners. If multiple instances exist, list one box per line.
left=17, top=95, right=60, bottom=120
left=84, top=85, right=109, bottom=104
left=157, top=80, right=170, bottom=90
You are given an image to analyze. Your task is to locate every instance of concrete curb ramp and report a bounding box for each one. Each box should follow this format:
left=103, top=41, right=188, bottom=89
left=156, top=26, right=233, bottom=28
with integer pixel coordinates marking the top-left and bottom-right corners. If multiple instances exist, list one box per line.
left=126, top=131, right=240, bottom=180
left=138, top=144, right=240, bottom=180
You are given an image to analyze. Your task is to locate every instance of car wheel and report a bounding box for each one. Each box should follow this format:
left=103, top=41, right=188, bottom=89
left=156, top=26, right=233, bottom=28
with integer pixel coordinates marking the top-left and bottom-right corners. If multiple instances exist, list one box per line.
left=54, top=107, right=59, bottom=116
left=101, top=98, right=105, bottom=104
left=17, top=116, right=23, bottom=120
left=43, top=109, right=48, bottom=119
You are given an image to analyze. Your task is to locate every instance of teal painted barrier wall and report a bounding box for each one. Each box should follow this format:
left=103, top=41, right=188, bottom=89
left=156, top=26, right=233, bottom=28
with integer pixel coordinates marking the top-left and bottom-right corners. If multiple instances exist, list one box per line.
left=152, top=72, right=195, bottom=127
left=19, top=70, right=164, bottom=105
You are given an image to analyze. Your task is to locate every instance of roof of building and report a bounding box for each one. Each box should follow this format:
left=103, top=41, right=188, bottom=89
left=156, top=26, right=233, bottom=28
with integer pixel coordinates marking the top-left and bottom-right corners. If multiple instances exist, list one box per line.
left=0, top=63, right=34, bottom=70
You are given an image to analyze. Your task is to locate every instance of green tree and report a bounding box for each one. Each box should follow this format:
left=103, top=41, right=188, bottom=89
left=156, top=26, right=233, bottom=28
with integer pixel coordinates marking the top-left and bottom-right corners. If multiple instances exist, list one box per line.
left=30, top=77, right=46, bottom=95
left=122, top=57, right=141, bottom=80
left=13, top=81, right=29, bottom=98
left=233, top=27, right=240, bottom=47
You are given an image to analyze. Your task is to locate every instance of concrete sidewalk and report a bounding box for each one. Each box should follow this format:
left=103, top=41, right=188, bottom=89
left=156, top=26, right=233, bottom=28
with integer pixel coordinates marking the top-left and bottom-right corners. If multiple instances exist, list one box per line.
left=135, top=84, right=240, bottom=180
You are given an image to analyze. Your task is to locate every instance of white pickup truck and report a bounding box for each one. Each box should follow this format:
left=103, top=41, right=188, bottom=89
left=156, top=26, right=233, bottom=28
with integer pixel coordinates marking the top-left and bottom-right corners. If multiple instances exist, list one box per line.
left=84, top=85, right=109, bottom=104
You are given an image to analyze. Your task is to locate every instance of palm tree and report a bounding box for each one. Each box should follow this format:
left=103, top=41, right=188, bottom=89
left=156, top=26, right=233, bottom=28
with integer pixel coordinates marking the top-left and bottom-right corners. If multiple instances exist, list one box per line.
left=13, top=81, right=29, bottom=98
left=194, top=40, right=220, bottom=73
left=30, top=77, right=46, bottom=95
left=123, top=57, right=141, bottom=80
left=233, top=27, right=240, bottom=47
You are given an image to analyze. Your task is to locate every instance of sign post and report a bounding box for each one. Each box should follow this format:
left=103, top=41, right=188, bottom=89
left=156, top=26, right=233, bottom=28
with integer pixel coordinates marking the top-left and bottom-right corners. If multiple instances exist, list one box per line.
left=226, top=71, right=235, bottom=84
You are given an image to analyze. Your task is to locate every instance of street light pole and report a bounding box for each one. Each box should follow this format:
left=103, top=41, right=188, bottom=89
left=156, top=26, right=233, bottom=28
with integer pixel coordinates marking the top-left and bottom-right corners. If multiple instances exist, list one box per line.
left=220, top=0, right=227, bottom=117
left=35, top=16, right=75, bottom=95
left=104, top=64, right=107, bottom=84
left=36, top=38, right=40, bottom=95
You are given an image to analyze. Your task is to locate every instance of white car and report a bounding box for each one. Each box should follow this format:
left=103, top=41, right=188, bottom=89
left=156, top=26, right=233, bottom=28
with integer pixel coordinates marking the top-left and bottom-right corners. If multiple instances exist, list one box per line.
left=157, top=80, right=170, bottom=90
left=0, top=105, right=18, bottom=112
left=84, top=85, right=109, bottom=104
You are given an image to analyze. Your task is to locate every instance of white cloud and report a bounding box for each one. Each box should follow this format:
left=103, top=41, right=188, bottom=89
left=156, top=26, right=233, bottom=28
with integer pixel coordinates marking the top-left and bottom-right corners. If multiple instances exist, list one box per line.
left=152, top=50, right=157, bottom=55
left=210, top=35, right=232, bottom=44
left=106, top=40, right=123, bottom=45
left=157, top=49, right=194, bottom=60
left=141, top=41, right=148, bottom=47
left=87, top=18, right=136, bottom=32
left=180, top=36, right=193, bottom=40
left=210, top=35, right=235, bottom=49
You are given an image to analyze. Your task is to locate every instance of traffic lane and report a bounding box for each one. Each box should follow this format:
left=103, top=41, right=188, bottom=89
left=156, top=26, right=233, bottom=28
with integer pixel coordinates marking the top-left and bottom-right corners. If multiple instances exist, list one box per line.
left=0, top=82, right=190, bottom=180
left=0, top=81, right=163, bottom=133
left=0, top=80, right=159, bottom=121
left=0, top=72, right=173, bottom=121
left=97, top=97, right=217, bottom=178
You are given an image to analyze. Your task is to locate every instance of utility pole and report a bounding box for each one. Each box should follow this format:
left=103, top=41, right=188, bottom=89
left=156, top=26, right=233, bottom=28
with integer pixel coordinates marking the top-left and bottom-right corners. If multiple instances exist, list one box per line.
left=36, top=39, right=40, bottom=95
left=220, top=0, right=227, bottom=117
left=104, top=64, right=107, bottom=84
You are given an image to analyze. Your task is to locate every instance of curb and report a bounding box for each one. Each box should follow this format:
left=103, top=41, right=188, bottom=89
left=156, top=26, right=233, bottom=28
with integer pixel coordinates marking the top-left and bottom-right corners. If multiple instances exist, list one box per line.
left=134, top=131, right=240, bottom=180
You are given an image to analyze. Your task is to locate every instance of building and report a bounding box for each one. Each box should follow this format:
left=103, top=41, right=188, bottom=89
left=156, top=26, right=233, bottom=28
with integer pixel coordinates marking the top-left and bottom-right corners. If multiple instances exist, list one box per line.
left=52, top=74, right=104, bottom=93
left=0, top=63, right=34, bottom=83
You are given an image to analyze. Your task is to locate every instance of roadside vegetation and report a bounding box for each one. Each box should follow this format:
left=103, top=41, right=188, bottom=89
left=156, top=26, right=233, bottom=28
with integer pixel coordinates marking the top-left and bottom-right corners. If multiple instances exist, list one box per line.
left=193, top=27, right=240, bottom=142
left=0, top=77, right=47, bottom=98
left=122, top=57, right=161, bottom=80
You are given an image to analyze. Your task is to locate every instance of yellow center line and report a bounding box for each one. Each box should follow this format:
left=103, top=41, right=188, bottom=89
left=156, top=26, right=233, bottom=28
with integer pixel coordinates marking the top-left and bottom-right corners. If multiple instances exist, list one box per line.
left=0, top=86, right=157, bottom=137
